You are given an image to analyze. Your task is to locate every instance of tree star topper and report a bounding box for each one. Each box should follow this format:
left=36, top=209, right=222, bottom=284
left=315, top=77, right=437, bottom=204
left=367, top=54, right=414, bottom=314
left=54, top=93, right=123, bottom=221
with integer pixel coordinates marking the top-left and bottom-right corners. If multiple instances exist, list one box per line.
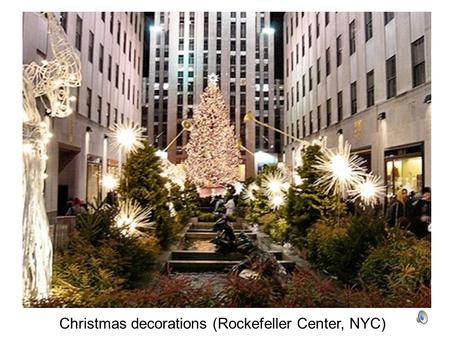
left=208, top=73, right=219, bottom=85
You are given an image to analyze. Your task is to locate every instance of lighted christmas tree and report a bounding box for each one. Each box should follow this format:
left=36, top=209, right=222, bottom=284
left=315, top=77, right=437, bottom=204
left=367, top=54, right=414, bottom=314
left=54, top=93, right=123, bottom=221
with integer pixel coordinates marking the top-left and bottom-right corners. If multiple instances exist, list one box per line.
left=184, top=74, right=241, bottom=190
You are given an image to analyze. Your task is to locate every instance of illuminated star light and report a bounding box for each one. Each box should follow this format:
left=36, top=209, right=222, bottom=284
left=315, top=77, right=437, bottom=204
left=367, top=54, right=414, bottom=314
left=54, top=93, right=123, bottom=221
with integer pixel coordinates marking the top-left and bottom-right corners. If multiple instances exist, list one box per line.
left=110, top=121, right=146, bottom=153
left=242, top=182, right=260, bottom=202
left=115, top=199, right=152, bottom=236
left=208, top=73, right=219, bottom=85
left=349, top=173, right=385, bottom=207
left=314, top=140, right=367, bottom=198
left=261, top=170, right=290, bottom=198
left=234, top=182, right=244, bottom=195
left=101, top=174, right=118, bottom=192
left=269, top=193, right=286, bottom=210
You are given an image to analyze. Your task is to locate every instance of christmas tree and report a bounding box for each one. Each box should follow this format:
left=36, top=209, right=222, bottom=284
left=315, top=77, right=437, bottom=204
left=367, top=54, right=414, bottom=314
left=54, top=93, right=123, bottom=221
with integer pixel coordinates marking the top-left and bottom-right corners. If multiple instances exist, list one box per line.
left=184, top=74, right=241, bottom=190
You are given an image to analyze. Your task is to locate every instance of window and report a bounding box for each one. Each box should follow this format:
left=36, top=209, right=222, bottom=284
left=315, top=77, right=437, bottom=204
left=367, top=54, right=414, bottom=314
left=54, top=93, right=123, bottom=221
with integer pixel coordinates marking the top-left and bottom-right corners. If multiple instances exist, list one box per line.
left=302, top=116, right=306, bottom=137
left=241, top=12, right=246, bottom=18
left=101, top=12, right=105, bottom=22
left=308, top=24, right=312, bottom=47
left=117, top=21, right=121, bottom=44
left=106, top=56, right=112, bottom=82
left=178, top=38, right=184, bottom=50
left=316, top=13, right=320, bottom=37
left=309, top=67, right=313, bottom=91
left=106, top=103, right=110, bottom=127
left=337, top=91, right=343, bottom=122
left=336, top=35, right=342, bottom=66
left=386, top=55, right=397, bottom=98
left=86, top=88, right=92, bottom=119
left=349, top=20, right=356, bottom=55
left=231, top=22, right=236, bottom=38
left=302, top=74, right=306, bottom=97
left=128, top=41, right=132, bottom=61
left=97, top=96, right=102, bottom=124
left=326, top=47, right=331, bottom=75
left=296, top=43, right=299, bottom=63
left=326, top=98, right=331, bottom=126
left=98, top=44, right=104, bottom=73
left=122, top=72, right=125, bottom=95
left=241, top=22, right=246, bottom=38
left=412, top=36, right=425, bottom=87
left=384, top=12, right=394, bottom=25
left=127, top=79, right=131, bottom=100
left=240, top=40, right=246, bottom=51
left=299, top=35, right=304, bottom=57
left=60, top=12, right=67, bottom=32
left=351, top=81, right=357, bottom=115
left=325, top=12, right=330, bottom=26
left=110, top=13, right=114, bottom=34
left=317, top=105, right=321, bottom=130
left=123, top=32, right=127, bottom=53
left=366, top=70, right=375, bottom=107
left=114, top=108, right=118, bottom=124
left=75, top=16, right=82, bottom=51
left=291, top=52, right=294, bottom=71
left=296, top=81, right=299, bottom=102
left=295, top=12, right=298, bottom=27
left=365, top=12, right=373, bottom=41
left=115, top=64, right=119, bottom=88
left=317, top=58, right=321, bottom=84
left=87, top=31, right=94, bottom=63
left=309, top=111, right=313, bottom=134
left=290, top=17, right=293, bottom=36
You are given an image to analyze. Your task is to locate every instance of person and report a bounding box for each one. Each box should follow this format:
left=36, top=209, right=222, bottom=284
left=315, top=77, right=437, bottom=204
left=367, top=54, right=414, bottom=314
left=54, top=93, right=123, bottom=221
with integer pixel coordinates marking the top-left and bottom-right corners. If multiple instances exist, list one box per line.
left=65, top=197, right=86, bottom=216
left=224, top=196, right=236, bottom=216
left=385, top=188, right=408, bottom=227
left=405, top=190, right=417, bottom=218
left=409, top=187, right=431, bottom=239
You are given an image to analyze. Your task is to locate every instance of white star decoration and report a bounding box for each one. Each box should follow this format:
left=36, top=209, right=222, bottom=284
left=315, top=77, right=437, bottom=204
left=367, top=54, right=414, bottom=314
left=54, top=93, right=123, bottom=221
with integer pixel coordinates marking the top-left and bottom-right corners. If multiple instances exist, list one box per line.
left=208, top=73, right=219, bottom=85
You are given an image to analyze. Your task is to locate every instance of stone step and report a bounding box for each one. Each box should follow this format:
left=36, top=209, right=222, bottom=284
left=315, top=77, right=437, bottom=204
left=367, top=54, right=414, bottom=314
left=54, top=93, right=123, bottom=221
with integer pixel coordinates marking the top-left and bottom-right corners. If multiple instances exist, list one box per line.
left=167, top=260, right=296, bottom=273
left=190, top=222, right=247, bottom=230
left=185, top=232, right=257, bottom=240
left=171, top=250, right=283, bottom=260
left=188, top=228, right=253, bottom=233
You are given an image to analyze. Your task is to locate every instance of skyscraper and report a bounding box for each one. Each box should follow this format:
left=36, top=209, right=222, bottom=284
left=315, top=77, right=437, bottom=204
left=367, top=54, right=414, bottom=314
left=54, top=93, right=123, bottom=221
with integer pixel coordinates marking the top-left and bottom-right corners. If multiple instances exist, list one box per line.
left=144, top=12, right=280, bottom=178
left=283, top=12, right=431, bottom=196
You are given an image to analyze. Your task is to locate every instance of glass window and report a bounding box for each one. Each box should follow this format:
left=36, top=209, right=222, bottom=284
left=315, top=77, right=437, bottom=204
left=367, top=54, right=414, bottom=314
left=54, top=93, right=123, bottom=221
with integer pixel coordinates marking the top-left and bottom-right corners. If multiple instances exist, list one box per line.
left=386, top=55, right=397, bottom=98
left=412, top=36, right=425, bottom=87
left=365, top=12, right=373, bottom=41
left=366, top=70, right=375, bottom=107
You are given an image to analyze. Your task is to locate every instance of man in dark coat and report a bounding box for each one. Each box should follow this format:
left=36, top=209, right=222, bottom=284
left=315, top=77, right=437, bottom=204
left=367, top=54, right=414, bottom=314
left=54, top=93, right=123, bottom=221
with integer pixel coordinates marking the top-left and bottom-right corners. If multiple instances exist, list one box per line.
left=408, top=187, right=431, bottom=239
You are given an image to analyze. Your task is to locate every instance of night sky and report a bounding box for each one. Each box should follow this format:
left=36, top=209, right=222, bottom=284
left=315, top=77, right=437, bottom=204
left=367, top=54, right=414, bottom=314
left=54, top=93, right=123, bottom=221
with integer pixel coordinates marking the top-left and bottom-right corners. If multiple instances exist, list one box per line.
left=143, top=12, right=285, bottom=80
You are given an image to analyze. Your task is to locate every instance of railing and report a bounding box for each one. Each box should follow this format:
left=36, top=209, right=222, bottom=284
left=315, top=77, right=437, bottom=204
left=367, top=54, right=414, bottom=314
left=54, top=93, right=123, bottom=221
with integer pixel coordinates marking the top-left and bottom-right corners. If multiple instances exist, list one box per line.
left=48, top=216, right=76, bottom=251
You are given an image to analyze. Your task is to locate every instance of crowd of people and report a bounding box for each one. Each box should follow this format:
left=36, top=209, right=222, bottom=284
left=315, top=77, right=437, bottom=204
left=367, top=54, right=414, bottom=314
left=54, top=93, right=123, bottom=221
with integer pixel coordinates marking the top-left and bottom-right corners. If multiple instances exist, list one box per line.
left=385, top=186, right=431, bottom=241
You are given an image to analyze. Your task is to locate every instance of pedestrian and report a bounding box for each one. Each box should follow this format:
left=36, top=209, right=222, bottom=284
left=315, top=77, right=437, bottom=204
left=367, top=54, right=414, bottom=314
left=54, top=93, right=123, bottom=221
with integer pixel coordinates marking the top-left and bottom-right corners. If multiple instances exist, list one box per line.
left=385, top=188, right=409, bottom=227
left=65, top=197, right=87, bottom=216
left=224, top=196, right=236, bottom=216
left=405, top=190, right=417, bottom=218
left=408, top=187, right=431, bottom=239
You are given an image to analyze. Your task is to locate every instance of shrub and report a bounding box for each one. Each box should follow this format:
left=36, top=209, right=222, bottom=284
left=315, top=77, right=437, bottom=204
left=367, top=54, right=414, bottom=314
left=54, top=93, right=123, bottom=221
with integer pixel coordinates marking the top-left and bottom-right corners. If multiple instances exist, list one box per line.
left=270, top=218, right=290, bottom=243
left=258, top=213, right=279, bottom=233
left=306, top=210, right=385, bottom=283
left=358, top=228, right=431, bottom=298
left=198, top=212, right=216, bottom=222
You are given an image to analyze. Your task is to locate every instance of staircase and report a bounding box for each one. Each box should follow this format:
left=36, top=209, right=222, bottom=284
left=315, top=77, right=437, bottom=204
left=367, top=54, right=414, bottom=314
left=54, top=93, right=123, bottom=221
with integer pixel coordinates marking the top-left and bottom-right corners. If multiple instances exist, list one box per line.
left=167, top=221, right=296, bottom=273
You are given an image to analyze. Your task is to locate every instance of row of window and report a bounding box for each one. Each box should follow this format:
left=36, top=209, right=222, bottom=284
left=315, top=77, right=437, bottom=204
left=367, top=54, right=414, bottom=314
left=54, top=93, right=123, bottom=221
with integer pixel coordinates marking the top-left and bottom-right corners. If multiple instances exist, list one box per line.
left=285, top=12, right=395, bottom=45
left=287, top=35, right=426, bottom=110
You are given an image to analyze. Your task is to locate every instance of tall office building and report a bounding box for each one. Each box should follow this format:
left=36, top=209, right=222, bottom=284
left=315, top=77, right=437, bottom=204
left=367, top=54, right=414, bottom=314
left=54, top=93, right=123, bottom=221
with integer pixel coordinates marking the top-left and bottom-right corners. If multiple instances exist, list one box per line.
left=283, top=12, right=431, bottom=196
left=23, top=12, right=145, bottom=222
left=144, top=12, right=280, bottom=178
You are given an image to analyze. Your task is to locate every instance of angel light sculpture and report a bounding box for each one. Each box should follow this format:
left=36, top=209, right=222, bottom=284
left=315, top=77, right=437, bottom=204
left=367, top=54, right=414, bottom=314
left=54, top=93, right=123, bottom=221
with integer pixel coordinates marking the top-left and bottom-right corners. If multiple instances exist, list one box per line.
left=22, top=12, right=81, bottom=301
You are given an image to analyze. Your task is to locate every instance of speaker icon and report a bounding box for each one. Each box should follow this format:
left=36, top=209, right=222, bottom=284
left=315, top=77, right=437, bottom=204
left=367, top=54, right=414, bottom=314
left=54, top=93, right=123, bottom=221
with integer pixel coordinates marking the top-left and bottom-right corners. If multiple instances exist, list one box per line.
left=417, top=310, right=428, bottom=324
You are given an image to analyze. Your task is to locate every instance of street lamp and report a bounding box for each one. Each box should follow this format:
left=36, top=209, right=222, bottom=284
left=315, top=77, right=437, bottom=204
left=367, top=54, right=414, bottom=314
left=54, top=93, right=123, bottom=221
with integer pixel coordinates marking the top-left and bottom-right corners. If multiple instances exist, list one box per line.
left=149, top=25, right=163, bottom=33
left=262, top=27, right=275, bottom=34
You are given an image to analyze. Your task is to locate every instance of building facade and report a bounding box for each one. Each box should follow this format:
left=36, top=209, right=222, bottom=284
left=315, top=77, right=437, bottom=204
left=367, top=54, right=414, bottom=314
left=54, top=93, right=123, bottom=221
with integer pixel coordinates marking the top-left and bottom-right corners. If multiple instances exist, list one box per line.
left=23, top=12, right=145, bottom=222
left=144, top=12, right=280, bottom=178
left=283, top=12, right=431, bottom=196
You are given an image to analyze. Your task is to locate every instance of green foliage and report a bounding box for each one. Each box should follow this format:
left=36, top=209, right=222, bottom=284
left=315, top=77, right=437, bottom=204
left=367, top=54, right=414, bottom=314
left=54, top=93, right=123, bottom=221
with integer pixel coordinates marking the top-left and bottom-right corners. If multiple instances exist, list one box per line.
left=286, top=145, right=328, bottom=243
left=118, top=142, right=175, bottom=248
left=197, top=212, right=216, bottom=222
left=269, top=218, right=290, bottom=243
left=358, top=228, right=431, bottom=298
left=75, top=201, right=117, bottom=245
left=306, top=210, right=386, bottom=283
left=168, top=180, right=199, bottom=224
